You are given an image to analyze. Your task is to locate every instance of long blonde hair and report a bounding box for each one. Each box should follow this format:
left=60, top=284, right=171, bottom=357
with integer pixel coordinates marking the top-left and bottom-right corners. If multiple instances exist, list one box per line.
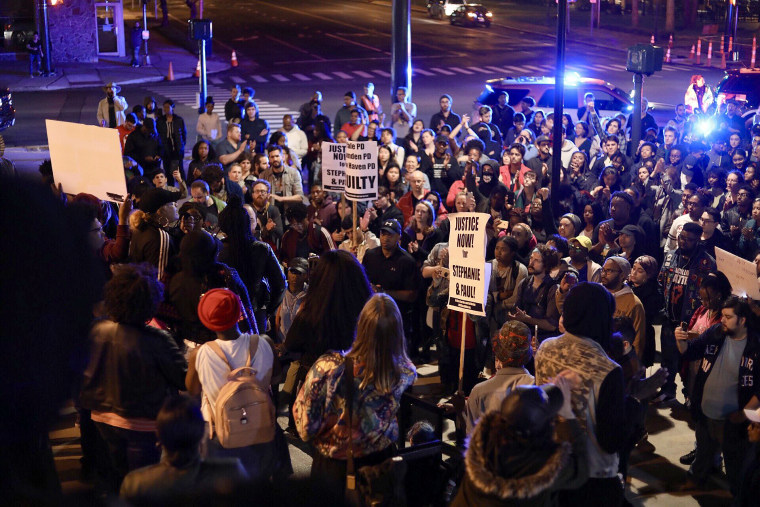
left=347, top=294, right=410, bottom=394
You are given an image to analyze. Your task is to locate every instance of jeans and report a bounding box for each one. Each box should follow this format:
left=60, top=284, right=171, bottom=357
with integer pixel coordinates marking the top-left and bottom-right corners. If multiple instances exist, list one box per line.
left=94, top=422, right=160, bottom=494
left=29, top=54, right=41, bottom=75
left=660, top=320, right=680, bottom=396
left=690, top=416, right=746, bottom=495
left=130, top=46, right=140, bottom=66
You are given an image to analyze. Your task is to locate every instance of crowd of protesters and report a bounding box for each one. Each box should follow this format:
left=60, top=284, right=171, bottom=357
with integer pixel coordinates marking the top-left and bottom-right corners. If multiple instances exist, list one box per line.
left=3, top=75, right=760, bottom=506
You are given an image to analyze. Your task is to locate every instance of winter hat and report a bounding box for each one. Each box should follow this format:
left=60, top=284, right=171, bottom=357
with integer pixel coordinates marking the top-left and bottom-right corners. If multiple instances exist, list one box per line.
left=197, top=288, right=242, bottom=332
left=606, top=256, right=631, bottom=281
left=560, top=213, right=582, bottom=235
left=632, top=255, right=658, bottom=280
left=493, top=321, right=532, bottom=367
left=499, top=384, right=563, bottom=439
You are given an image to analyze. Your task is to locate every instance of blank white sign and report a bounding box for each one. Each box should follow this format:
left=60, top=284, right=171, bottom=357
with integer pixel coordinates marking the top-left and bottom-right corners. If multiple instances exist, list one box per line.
left=46, top=119, right=127, bottom=202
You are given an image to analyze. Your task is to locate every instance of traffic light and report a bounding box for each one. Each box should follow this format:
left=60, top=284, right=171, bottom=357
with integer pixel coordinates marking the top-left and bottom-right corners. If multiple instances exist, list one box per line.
left=626, top=44, right=664, bottom=75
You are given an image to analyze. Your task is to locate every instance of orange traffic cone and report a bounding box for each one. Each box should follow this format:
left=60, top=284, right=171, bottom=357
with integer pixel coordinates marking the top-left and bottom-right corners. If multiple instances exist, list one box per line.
left=650, top=34, right=655, bottom=44
left=231, top=50, right=239, bottom=67
left=665, top=46, right=671, bottom=63
left=689, top=44, right=695, bottom=60
left=668, top=34, right=673, bottom=49
left=720, top=50, right=726, bottom=69
left=166, top=61, right=175, bottom=81
left=194, top=60, right=200, bottom=78
left=707, top=41, right=713, bottom=66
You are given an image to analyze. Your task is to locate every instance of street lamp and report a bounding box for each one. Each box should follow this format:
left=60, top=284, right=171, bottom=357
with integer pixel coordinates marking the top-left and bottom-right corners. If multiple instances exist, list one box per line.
left=40, top=0, right=58, bottom=76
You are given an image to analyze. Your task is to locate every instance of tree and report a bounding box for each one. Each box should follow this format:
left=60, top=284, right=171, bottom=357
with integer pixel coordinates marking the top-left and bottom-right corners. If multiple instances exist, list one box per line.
left=665, top=0, right=675, bottom=32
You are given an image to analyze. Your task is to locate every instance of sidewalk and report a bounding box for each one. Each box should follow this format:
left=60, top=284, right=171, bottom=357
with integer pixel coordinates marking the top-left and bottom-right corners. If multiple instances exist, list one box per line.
left=0, top=10, right=229, bottom=93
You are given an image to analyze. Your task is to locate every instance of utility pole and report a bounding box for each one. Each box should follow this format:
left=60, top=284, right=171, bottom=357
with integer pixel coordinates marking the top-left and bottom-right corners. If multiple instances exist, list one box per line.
left=551, top=0, right=567, bottom=217
left=40, top=0, right=55, bottom=76
left=142, top=0, right=151, bottom=65
left=390, top=0, right=411, bottom=104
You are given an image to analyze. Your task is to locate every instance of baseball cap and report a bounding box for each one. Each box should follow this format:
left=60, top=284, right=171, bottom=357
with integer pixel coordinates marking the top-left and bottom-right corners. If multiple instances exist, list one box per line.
left=380, top=219, right=402, bottom=235
left=435, top=134, right=449, bottom=144
left=536, top=135, right=551, bottom=145
left=744, top=407, right=760, bottom=423
left=138, top=187, right=181, bottom=213
left=288, top=257, right=309, bottom=275
left=570, top=236, right=592, bottom=251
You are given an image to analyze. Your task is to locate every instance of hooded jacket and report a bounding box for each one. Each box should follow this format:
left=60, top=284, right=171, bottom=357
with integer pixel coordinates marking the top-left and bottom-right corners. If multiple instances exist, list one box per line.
left=452, top=412, right=587, bottom=507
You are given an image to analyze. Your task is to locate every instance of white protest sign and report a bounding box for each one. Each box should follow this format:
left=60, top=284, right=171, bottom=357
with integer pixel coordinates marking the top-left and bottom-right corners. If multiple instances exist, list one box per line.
left=46, top=119, right=127, bottom=202
left=344, top=140, right=378, bottom=201
left=447, top=212, right=491, bottom=316
left=714, top=247, right=760, bottom=300
left=321, top=142, right=345, bottom=192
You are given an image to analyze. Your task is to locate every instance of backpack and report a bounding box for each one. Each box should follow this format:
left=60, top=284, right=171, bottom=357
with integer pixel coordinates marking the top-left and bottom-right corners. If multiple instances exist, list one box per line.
left=205, top=336, right=276, bottom=448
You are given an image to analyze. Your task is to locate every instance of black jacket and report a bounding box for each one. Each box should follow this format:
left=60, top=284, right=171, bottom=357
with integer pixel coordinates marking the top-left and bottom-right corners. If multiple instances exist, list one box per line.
left=80, top=320, right=187, bottom=419
left=156, top=114, right=187, bottom=157
left=218, top=239, right=286, bottom=315
left=682, top=324, right=760, bottom=422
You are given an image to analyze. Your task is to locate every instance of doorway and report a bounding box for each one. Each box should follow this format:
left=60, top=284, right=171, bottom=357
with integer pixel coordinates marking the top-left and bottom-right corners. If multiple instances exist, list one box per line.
left=95, top=1, right=125, bottom=56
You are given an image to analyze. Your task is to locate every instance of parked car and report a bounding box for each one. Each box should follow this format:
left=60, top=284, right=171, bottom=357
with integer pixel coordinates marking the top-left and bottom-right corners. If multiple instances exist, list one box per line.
left=450, top=4, right=492, bottom=27
left=427, top=0, right=475, bottom=19
left=716, top=68, right=760, bottom=126
left=2, top=16, right=35, bottom=51
left=476, top=75, right=634, bottom=120
left=0, top=88, right=15, bottom=132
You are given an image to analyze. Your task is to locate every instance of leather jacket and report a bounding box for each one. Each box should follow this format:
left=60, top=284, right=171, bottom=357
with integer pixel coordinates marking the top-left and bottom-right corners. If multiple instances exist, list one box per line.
left=80, top=320, right=187, bottom=420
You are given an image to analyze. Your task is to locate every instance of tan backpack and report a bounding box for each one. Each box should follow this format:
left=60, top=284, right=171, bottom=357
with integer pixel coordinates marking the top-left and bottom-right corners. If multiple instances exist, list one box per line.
left=205, top=336, right=276, bottom=448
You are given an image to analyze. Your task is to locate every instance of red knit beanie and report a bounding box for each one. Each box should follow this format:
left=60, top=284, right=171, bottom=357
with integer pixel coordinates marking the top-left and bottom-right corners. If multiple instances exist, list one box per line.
left=197, top=288, right=242, bottom=332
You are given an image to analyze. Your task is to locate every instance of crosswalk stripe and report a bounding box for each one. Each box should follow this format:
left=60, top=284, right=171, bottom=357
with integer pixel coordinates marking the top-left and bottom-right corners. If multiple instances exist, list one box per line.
left=449, top=66, right=474, bottom=75
left=333, top=71, right=354, bottom=79
left=430, top=67, right=455, bottom=76
left=467, top=66, right=492, bottom=74
left=413, top=68, right=435, bottom=76
left=372, top=69, right=391, bottom=77
left=314, top=72, right=333, bottom=80
left=209, top=77, right=223, bottom=85
left=293, top=73, right=312, bottom=81
left=353, top=70, right=374, bottom=78
left=230, top=75, right=245, bottom=83
left=272, top=74, right=290, bottom=82
left=252, top=75, right=269, bottom=83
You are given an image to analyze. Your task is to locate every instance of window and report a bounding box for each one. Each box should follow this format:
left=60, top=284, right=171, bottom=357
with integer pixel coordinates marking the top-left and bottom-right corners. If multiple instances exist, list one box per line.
left=537, top=88, right=578, bottom=109
left=582, top=89, right=628, bottom=112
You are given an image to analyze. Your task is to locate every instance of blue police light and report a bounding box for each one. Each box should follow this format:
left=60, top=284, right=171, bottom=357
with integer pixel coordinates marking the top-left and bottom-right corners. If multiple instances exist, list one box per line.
left=697, top=117, right=715, bottom=136
left=564, top=72, right=581, bottom=85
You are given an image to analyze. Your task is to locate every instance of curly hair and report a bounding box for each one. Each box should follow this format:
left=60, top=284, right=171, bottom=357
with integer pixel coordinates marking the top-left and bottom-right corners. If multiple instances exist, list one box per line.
left=104, top=264, right=163, bottom=325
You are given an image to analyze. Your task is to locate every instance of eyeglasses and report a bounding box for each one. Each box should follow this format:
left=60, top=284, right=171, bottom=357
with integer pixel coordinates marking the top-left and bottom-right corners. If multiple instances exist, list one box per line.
left=601, top=267, right=621, bottom=274
left=253, top=189, right=268, bottom=194
left=738, top=192, right=751, bottom=197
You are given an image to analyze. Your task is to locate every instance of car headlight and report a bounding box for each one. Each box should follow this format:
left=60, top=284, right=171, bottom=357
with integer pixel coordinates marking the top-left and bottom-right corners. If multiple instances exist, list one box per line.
left=486, top=12, right=493, bottom=16
left=467, top=12, right=476, bottom=17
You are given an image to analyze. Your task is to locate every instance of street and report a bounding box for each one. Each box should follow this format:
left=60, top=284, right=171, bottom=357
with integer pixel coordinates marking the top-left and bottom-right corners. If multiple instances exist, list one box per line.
left=3, top=2, right=754, bottom=505
left=2, top=0, right=729, bottom=152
